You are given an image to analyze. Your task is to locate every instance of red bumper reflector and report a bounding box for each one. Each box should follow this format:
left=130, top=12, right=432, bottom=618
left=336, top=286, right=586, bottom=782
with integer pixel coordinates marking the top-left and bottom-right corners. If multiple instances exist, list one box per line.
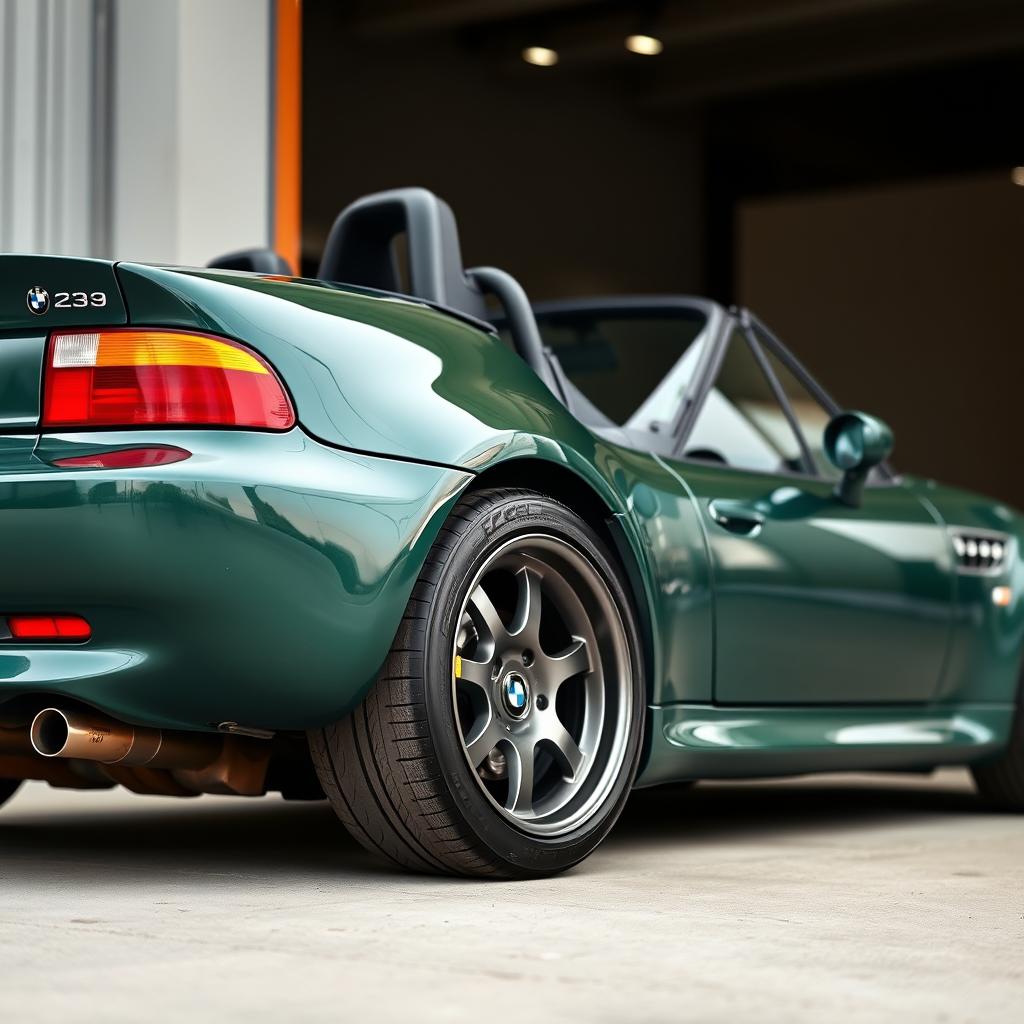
left=7, top=615, right=92, bottom=640
left=51, top=446, right=191, bottom=470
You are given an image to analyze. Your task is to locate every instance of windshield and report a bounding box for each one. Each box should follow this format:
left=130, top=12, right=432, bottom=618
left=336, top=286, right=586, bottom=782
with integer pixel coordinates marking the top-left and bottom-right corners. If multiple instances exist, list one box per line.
left=533, top=306, right=711, bottom=428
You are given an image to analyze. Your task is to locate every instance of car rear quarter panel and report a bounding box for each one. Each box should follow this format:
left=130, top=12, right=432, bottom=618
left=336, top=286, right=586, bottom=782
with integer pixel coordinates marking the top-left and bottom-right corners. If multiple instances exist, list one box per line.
left=116, top=265, right=584, bottom=469
left=115, top=266, right=713, bottom=711
left=0, top=264, right=704, bottom=732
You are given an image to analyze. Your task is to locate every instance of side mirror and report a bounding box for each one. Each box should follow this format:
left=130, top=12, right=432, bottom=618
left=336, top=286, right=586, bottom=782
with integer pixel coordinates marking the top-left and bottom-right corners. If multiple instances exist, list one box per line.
left=823, top=411, right=893, bottom=507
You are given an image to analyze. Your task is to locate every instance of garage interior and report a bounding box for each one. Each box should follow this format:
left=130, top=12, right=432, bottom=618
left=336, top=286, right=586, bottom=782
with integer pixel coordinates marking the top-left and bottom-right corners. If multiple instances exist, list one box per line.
left=304, top=0, right=1024, bottom=510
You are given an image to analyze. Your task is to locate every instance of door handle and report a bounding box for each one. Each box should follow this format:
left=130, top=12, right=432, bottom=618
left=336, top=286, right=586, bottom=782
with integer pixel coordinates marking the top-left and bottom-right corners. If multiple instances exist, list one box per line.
left=707, top=499, right=766, bottom=537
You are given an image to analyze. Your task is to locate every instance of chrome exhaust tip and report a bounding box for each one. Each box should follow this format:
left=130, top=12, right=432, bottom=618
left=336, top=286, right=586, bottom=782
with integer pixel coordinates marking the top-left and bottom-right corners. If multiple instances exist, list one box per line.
left=30, top=708, right=74, bottom=758
left=29, top=706, right=224, bottom=770
left=25, top=706, right=268, bottom=795
left=31, top=707, right=147, bottom=764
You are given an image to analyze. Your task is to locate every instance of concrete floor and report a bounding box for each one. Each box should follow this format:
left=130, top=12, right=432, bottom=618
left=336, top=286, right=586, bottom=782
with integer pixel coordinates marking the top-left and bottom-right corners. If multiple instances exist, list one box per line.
left=0, top=769, right=1021, bottom=1023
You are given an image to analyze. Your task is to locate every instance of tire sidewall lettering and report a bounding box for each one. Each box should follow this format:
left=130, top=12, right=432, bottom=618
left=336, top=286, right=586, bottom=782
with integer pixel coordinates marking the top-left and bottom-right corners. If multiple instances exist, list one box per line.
left=481, top=501, right=538, bottom=540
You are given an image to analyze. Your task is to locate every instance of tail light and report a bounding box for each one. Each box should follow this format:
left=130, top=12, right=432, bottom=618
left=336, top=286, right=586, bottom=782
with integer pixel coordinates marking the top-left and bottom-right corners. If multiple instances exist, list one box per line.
left=42, top=329, right=295, bottom=430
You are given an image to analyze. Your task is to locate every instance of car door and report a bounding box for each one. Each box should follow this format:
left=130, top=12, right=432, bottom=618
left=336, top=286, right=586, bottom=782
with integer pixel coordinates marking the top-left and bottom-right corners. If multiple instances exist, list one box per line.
left=660, top=314, right=953, bottom=705
left=530, top=298, right=727, bottom=707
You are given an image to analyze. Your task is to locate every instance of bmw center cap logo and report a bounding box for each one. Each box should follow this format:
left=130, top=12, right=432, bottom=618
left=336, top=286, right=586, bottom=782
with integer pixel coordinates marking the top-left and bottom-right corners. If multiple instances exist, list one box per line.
left=26, top=286, right=49, bottom=315
left=502, top=673, right=530, bottom=718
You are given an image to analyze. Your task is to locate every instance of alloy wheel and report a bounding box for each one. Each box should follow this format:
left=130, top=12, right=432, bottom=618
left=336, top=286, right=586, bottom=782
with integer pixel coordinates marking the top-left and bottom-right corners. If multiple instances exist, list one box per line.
left=452, top=534, right=633, bottom=837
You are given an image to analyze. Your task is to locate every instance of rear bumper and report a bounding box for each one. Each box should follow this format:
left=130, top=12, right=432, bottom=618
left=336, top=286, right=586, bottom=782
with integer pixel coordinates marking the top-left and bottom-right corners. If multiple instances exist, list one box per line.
left=0, top=428, right=470, bottom=732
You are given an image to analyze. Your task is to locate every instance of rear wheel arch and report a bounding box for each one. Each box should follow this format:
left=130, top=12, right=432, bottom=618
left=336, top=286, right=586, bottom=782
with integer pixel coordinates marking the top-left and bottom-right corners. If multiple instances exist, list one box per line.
left=310, top=485, right=646, bottom=876
left=464, top=457, right=659, bottom=704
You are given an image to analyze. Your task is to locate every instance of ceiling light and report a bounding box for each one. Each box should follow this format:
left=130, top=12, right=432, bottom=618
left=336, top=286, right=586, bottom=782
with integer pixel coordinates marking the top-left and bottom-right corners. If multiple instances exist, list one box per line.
left=626, top=33, right=663, bottom=56
left=522, top=46, right=558, bottom=67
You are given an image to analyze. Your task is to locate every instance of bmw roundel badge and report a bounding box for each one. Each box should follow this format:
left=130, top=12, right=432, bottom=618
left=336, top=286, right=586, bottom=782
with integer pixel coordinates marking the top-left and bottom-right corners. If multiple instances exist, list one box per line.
left=502, top=673, right=530, bottom=718
left=26, top=286, right=49, bottom=315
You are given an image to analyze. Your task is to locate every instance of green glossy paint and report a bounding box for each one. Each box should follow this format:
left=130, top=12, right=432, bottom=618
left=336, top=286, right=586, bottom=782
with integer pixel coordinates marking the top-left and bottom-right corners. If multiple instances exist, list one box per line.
left=0, top=335, right=44, bottom=430
left=906, top=477, right=1024, bottom=705
left=0, top=257, right=1019, bottom=786
left=639, top=703, right=1014, bottom=786
left=1, top=427, right=469, bottom=731
left=115, top=263, right=574, bottom=469
left=662, top=459, right=954, bottom=704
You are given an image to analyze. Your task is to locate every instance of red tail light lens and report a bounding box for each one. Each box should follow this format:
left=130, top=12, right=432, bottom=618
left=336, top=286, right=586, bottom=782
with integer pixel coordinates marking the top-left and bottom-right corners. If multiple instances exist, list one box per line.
left=42, top=329, right=295, bottom=430
left=7, top=615, right=92, bottom=641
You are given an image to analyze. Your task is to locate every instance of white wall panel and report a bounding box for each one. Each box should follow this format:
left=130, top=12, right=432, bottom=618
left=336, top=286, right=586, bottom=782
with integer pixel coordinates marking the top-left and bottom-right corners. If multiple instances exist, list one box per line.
left=0, top=0, right=96, bottom=255
left=112, top=0, right=271, bottom=266
left=175, top=0, right=270, bottom=268
left=1, top=0, right=273, bottom=264
left=110, top=0, right=181, bottom=263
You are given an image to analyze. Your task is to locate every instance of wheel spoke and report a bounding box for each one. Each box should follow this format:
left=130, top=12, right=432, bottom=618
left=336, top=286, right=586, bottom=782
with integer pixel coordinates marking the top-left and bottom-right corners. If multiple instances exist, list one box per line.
left=456, top=655, right=492, bottom=694
left=464, top=718, right=503, bottom=768
left=509, top=566, right=543, bottom=644
left=505, top=736, right=536, bottom=815
left=542, top=637, right=591, bottom=692
left=543, top=721, right=586, bottom=781
left=466, top=584, right=507, bottom=646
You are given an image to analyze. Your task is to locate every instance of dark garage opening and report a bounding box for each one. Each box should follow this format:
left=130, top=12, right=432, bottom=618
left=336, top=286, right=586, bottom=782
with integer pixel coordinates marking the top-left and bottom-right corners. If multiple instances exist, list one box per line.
left=303, top=0, right=1024, bottom=509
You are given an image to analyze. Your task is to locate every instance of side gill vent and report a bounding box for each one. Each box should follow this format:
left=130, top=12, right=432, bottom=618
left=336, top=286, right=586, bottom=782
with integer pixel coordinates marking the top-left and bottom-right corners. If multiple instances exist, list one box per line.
left=950, top=530, right=1011, bottom=575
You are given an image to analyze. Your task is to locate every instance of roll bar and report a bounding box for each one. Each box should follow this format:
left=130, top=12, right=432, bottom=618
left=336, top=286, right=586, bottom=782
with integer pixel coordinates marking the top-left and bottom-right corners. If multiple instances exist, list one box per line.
left=317, top=188, right=559, bottom=395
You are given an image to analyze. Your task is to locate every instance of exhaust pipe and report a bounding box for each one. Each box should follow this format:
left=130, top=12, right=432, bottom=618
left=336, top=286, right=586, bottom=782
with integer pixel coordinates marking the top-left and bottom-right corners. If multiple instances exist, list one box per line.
left=30, top=707, right=222, bottom=770
left=0, top=724, right=34, bottom=758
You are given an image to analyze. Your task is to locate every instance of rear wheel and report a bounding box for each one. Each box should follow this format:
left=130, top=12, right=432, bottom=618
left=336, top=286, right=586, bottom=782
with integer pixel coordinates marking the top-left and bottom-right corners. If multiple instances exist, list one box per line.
left=309, top=488, right=645, bottom=878
left=972, top=687, right=1024, bottom=809
left=0, top=779, right=21, bottom=809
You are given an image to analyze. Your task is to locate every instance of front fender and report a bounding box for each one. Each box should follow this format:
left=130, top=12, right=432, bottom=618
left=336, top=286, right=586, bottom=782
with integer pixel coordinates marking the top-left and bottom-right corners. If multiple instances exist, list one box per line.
left=905, top=477, right=1024, bottom=705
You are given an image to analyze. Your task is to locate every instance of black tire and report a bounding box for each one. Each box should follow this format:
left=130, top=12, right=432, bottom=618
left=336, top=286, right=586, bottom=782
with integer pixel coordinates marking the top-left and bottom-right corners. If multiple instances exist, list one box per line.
left=972, top=687, right=1024, bottom=809
left=0, top=779, right=21, bottom=809
left=309, top=487, right=645, bottom=878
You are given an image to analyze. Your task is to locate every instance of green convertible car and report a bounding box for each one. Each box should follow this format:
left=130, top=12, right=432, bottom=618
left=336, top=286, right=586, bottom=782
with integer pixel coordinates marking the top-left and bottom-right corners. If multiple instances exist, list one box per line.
left=1, top=188, right=1022, bottom=878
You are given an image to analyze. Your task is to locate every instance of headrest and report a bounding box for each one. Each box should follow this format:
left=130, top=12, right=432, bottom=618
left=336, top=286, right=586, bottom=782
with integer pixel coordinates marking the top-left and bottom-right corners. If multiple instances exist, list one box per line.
left=316, top=187, right=488, bottom=321
left=207, top=248, right=293, bottom=276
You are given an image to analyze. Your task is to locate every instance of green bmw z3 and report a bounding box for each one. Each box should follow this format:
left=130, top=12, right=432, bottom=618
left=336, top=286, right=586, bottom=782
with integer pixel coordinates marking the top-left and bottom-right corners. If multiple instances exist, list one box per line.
left=1, top=188, right=1021, bottom=878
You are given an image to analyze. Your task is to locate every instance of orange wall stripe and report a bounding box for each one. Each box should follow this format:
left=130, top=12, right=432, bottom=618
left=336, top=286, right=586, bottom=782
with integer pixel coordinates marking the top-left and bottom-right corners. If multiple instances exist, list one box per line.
left=274, top=0, right=302, bottom=275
